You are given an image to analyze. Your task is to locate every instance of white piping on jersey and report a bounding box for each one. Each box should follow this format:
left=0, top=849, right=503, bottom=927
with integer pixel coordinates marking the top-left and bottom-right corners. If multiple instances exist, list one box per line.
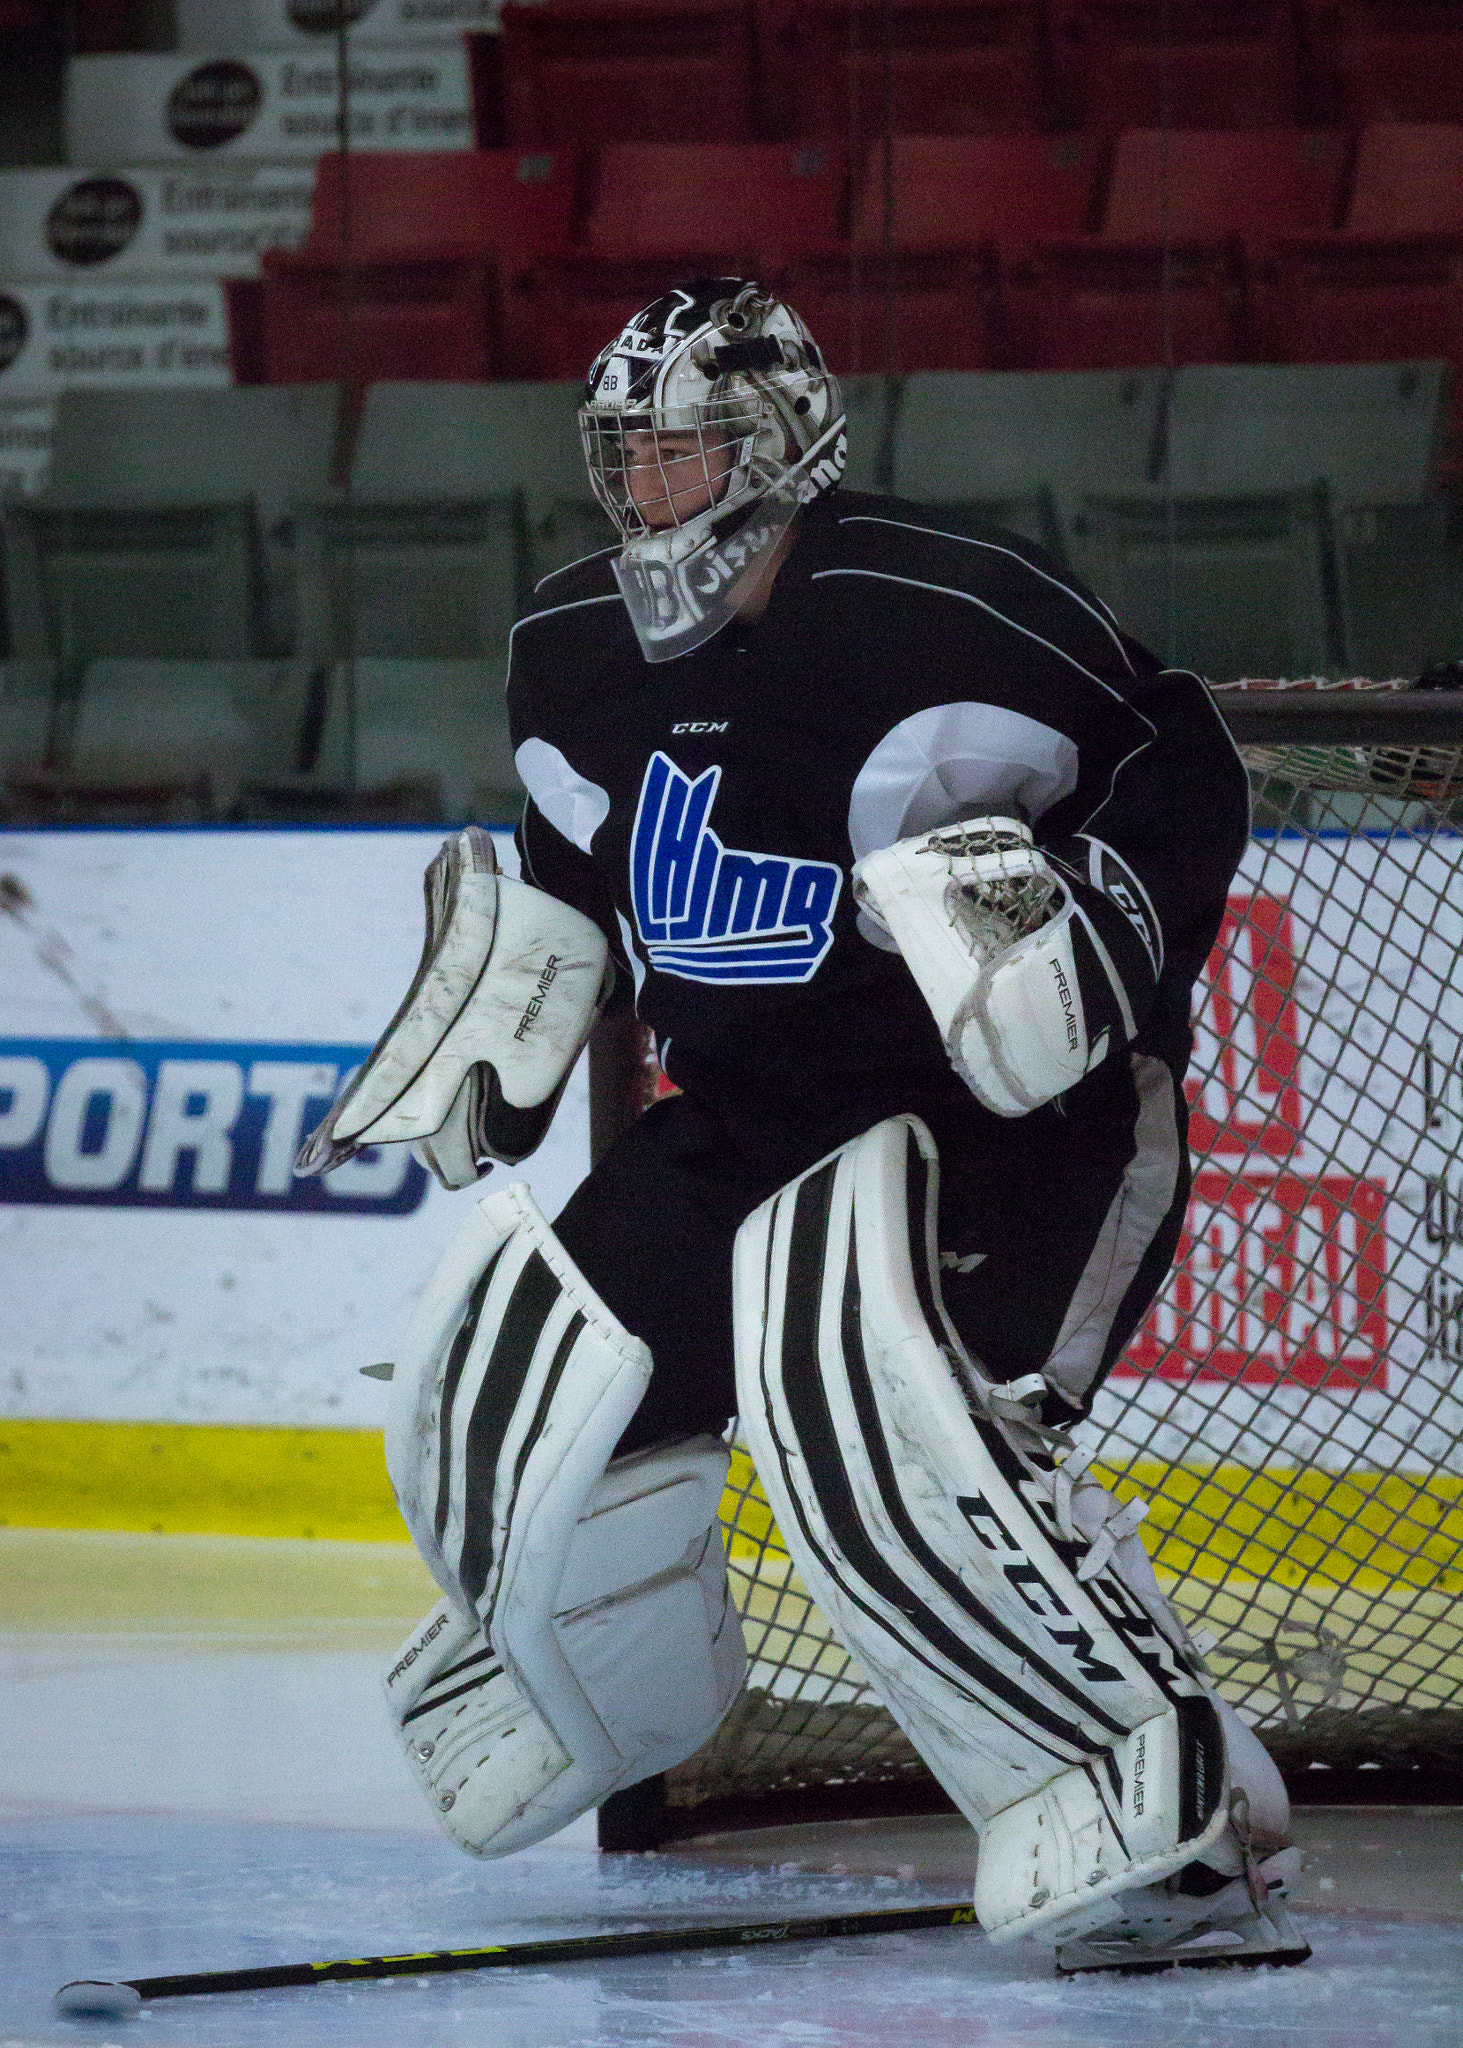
left=809, top=567, right=1155, bottom=718
left=614, top=909, right=648, bottom=1006
left=532, top=544, right=619, bottom=594
left=508, top=590, right=621, bottom=652
left=836, top=514, right=1137, bottom=676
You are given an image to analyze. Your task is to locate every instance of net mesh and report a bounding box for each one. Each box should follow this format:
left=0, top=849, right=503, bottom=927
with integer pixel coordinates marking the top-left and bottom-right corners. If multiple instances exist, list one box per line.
left=668, top=697, right=1463, bottom=1813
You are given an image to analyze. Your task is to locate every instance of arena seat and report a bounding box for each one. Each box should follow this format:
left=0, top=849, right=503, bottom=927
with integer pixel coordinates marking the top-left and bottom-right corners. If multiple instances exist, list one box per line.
left=1255, top=123, right=1463, bottom=365
left=1066, top=482, right=1351, bottom=677
left=311, top=659, right=521, bottom=824
left=252, top=151, right=578, bottom=383
left=584, top=141, right=844, bottom=264
left=1054, top=0, right=1302, bottom=132
left=291, top=497, right=525, bottom=666
left=890, top=367, right=1167, bottom=510
left=1003, top=128, right=1347, bottom=370
left=776, top=0, right=1057, bottom=144
left=498, top=0, right=756, bottom=148
left=777, top=134, right=1096, bottom=374
left=349, top=381, right=610, bottom=588
left=849, top=133, right=1097, bottom=252
left=1302, top=0, right=1463, bottom=127
left=1, top=503, right=268, bottom=684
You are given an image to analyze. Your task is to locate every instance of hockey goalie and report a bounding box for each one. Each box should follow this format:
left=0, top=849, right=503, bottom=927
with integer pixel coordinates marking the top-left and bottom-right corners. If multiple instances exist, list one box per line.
left=296, top=277, right=1308, bottom=1976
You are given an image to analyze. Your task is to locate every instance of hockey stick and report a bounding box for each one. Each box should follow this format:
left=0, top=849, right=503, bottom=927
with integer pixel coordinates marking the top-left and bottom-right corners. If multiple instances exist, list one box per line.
left=55, top=1899, right=979, bottom=2014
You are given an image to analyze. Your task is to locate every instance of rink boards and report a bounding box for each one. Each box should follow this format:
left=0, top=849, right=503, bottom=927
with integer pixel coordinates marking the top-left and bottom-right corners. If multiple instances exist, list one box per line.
left=0, top=824, right=1460, bottom=1615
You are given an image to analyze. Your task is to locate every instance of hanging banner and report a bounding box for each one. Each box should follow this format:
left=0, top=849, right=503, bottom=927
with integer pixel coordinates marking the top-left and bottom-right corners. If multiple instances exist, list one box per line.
left=0, top=166, right=314, bottom=281
left=0, top=828, right=589, bottom=1430
left=0, top=280, right=231, bottom=395
left=0, top=397, right=53, bottom=495
left=176, top=0, right=501, bottom=45
left=66, top=46, right=474, bottom=167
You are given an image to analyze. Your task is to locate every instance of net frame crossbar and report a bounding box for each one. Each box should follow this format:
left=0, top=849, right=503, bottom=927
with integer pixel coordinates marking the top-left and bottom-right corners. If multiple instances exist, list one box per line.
left=664, top=682, right=1463, bottom=1826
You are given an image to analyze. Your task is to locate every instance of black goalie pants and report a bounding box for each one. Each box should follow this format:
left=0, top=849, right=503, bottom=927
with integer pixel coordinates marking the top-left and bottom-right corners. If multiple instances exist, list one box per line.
left=551, top=1052, right=1192, bottom=1458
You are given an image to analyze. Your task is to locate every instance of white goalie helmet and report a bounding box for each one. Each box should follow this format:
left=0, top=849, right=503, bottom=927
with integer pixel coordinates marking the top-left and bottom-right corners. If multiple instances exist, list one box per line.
left=580, top=277, right=846, bottom=662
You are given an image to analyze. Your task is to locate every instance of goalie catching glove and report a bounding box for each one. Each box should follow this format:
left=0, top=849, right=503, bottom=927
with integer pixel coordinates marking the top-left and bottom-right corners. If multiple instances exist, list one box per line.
left=852, top=818, right=1162, bottom=1116
left=295, top=825, right=613, bottom=1189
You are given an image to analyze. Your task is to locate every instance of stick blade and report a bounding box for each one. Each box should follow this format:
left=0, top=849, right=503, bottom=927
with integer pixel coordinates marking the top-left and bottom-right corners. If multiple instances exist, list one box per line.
left=54, top=1980, right=143, bottom=2018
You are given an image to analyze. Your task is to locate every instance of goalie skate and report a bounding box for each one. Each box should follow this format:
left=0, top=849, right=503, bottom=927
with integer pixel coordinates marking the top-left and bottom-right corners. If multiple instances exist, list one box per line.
left=1054, top=1844, right=1310, bottom=1975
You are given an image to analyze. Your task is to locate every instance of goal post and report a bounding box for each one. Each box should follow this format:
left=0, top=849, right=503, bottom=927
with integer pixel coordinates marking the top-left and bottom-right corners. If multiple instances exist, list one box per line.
left=594, top=678, right=1463, bottom=1847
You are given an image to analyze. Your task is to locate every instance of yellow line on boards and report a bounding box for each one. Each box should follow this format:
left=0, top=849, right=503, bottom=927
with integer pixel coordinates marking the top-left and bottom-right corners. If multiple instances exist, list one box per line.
left=0, top=1418, right=405, bottom=1543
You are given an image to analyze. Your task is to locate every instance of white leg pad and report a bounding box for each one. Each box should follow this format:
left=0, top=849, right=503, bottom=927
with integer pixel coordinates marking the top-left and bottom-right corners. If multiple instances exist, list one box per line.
left=384, top=1437, right=745, bottom=1856
left=732, top=1114, right=1238, bottom=1942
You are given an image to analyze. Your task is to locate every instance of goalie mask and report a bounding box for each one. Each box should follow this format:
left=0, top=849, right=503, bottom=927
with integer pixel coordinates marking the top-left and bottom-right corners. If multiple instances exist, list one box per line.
left=580, top=278, right=846, bottom=662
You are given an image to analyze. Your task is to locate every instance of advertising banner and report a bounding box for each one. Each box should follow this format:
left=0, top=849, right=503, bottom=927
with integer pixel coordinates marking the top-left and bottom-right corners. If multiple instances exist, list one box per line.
left=1102, top=828, right=1463, bottom=1476
left=66, top=47, right=474, bottom=167
left=0, top=280, right=230, bottom=396
left=0, top=828, right=588, bottom=1429
left=0, top=166, right=314, bottom=282
left=178, top=0, right=500, bottom=46
left=0, top=397, right=53, bottom=496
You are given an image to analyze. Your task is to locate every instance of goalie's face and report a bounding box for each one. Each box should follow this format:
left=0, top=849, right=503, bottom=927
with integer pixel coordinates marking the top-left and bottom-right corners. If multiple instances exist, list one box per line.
left=621, top=426, right=734, bottom=531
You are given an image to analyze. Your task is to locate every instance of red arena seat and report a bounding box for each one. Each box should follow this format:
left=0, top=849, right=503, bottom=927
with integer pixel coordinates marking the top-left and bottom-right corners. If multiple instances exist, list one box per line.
left=1303, top=1, right=1463, bottom=127
left=1003, top=127, right=1347, bottom=370
left=775, top=133, right=1097, bottom=372
left=1055, top=0, right=1302, bottom=132
left=247, top=150, right=578, bottom=384
left=498, top=0, right=757, bottom=149
left=584, top=140, right=845, bottom=264
left=777, top=0, right=1057, bottom=146
left=1255, top=122, right=1463, bottom=365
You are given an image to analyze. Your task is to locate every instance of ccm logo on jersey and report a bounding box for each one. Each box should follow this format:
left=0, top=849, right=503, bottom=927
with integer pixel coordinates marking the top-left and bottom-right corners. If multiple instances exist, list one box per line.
left=630, top=751, right=842, bottom=984
left=671, top=720, right=728, bottom=734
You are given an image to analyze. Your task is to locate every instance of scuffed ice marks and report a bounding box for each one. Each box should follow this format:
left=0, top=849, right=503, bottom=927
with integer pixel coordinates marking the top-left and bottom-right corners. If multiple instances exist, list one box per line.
left=6, top=1814, right=1463, bottom=2048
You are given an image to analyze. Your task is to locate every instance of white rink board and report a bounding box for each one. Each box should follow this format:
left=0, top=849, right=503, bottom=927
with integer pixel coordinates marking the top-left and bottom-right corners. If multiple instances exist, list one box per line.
left=0, top=828, right=588, bottom=1429
left=65, top=47, right=474, bottom=166
left=1096, top=825, right=1463, bottom=1477
left=0, top=165, right=315, bottom=282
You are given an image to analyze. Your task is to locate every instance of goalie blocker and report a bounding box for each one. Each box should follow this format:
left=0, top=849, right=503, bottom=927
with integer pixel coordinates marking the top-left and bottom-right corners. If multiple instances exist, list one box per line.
left=733, top=1115, right=1307, bottom=1968
left=296, top=825, right=612, bottom=1189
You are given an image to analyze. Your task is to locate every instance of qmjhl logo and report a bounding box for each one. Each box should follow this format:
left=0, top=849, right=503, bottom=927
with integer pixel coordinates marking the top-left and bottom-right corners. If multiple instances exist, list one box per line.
left=629, top=752, right=842, bottom=984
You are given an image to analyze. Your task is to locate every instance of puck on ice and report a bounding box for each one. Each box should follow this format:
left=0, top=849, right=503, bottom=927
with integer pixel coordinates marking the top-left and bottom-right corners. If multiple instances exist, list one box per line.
left=54, top=1980, right=143, bottom=2018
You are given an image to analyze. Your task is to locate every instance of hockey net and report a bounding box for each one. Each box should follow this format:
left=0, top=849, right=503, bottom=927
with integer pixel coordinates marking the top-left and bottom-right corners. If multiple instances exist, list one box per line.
left=662, top=679, right=1463, bottom=1826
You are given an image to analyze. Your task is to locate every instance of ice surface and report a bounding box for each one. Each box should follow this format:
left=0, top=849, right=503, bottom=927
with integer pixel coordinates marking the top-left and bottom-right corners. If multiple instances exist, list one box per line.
left=5, top=1812, right=1463, bottom=2048
left=4, top=1533, right=1460, bottom=2048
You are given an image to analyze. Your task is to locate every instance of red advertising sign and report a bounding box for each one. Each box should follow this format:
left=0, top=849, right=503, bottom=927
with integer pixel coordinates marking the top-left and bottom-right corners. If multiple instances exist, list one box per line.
left=1187, top=895, right=1303, bottom=1157
left=1119, top=1169, right=1389, bottom=1391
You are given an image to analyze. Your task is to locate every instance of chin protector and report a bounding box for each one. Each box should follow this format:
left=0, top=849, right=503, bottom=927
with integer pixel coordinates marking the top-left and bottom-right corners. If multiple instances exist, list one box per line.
left=381, top=1184, right=745, bottom=1854
left=295, top=825, right=611, bottom=1189
left=733, top=1113, right=1250, bottom=1944
left=851, top=819, right=1159, bottom=1116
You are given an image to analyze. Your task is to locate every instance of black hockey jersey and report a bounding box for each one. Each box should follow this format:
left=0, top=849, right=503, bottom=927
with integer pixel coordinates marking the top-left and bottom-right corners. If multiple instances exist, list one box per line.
left=507, top=489, right=1249, bottom=1120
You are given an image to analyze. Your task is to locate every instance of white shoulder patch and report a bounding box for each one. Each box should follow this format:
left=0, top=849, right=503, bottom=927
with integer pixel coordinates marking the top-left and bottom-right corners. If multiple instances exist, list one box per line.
left=515, top=737, right=611, bottom=853
left=847, top=702, right=1080, bottom=861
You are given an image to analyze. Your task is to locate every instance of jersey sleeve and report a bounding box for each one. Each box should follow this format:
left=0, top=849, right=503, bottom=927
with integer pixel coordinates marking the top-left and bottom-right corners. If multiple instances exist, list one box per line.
left=515, top=797, right=633, bottom=1002
left=1037, top=665, right=1250, bottom=1058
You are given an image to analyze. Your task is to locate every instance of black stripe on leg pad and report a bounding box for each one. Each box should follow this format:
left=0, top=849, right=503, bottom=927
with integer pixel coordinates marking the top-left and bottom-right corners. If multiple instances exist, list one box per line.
left=1178, top=1694, right=1226, bottom=1840
left=453, top=1250, right=567, bottom=1613
left=470, top=1305, right=587, bottom=1622
left=776, top=1160, right=1108, bottom=1756
left=433, top=1244, right=507, bottom=1550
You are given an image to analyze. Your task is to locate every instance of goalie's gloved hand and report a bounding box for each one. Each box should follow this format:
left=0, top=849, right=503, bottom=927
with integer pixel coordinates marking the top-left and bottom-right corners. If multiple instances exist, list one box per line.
left=852, top=817, right=1160, bottom=1115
